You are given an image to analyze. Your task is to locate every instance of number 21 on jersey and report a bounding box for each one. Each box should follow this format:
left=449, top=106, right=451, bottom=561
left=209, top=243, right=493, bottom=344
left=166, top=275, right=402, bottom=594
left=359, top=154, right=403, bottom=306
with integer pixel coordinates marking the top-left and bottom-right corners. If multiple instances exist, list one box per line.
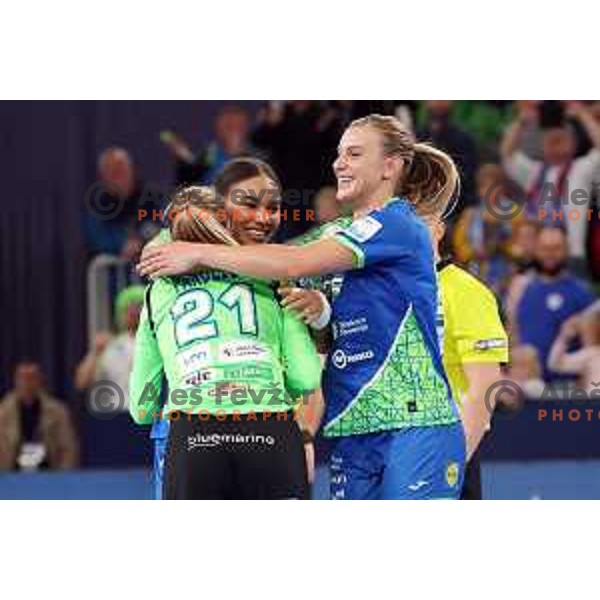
left=170, top=283, right=258, bottom=347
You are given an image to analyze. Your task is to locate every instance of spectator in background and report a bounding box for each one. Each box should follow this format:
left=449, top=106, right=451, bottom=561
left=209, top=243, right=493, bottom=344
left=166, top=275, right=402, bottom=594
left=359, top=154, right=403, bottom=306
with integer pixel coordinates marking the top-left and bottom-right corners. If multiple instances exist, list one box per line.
left=504, top=220, right=541, bottom=335
left=84, top=147, right=157, bottom=260
left=511, top=101, right=545, bottom=160
left=513, top=226, right=596, bottom=381
left=165, top=104, right=254, bottom=186
left=548, top=312, right=600, bottom=393
left=511, top=219, right=539, bottom=274
left=418, top=100, right=479, bottom=212
left=501, top=101, right=600, bottom=261
left=74, top=285, right=145, bottom=412
left=453, top=163, right=521, bottom=296
left=252, top=101, right=339, bottom=240
left=0, top=362, right=79, bottom=470
left=314, top=186, right=342, bottom=225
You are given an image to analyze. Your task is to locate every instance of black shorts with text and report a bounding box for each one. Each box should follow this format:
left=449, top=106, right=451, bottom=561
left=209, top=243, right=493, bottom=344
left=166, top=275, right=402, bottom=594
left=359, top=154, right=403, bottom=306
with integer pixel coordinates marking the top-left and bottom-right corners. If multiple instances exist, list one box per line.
left=163, top=411, right=308, bottom=500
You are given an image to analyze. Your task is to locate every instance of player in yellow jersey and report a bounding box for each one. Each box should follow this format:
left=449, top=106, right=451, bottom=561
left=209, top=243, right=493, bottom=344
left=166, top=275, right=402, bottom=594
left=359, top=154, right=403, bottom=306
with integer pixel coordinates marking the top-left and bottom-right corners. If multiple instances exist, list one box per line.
left=426, top=215, right=509, bottom=499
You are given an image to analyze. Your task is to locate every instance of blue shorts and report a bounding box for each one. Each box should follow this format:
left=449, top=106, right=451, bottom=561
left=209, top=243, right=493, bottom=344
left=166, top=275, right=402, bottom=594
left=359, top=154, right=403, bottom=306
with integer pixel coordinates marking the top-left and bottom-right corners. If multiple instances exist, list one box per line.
left=150, top=420, right=170, bottom=500
left=329, top=422, right=466, bottom=500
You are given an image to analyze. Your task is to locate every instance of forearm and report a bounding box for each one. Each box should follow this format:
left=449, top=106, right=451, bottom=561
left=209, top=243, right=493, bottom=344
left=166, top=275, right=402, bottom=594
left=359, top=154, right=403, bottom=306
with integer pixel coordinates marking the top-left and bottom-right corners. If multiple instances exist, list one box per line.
left=199, top=240, right=351, bottom=280
left=201, top=243, right=300, bottom=279
left=500, top=119, right=525, bottom=159
left=577, top=109, right=600, bottom=150
left=581, top=299, right=600, bottom=320
left=547, top=335, right=568, bottom=372
left=74, top=353, right=98, bottom=390
left=299, top=388, right=325, bottom=436
left=462, top=395, right=492, bottom=461
left=461, top=364, right=502, bottom=460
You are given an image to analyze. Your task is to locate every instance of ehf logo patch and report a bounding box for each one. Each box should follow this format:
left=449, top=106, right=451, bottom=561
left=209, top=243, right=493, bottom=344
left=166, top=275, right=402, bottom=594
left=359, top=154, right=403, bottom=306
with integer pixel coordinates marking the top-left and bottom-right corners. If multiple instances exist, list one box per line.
left=473, top=338, right=507, bottom=351
left=445, top=462, right=460, bottom=487
left=345, top=216, right=382, bottom=242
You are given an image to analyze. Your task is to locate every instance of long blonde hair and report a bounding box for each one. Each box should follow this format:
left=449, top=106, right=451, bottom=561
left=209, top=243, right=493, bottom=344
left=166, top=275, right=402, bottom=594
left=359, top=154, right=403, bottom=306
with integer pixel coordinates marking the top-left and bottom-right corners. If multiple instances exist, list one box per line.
left=166, top=185, right=238, bottom=245
left=349, top=114, right=460, bottom=218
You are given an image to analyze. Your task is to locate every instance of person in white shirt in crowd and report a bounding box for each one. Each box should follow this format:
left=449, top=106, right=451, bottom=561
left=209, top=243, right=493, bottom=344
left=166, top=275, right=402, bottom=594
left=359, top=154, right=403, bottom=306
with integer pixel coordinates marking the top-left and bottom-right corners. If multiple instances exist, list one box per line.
left=75, top=285, right=145, bottom=412
left=501, top=101, right=600, bottom=260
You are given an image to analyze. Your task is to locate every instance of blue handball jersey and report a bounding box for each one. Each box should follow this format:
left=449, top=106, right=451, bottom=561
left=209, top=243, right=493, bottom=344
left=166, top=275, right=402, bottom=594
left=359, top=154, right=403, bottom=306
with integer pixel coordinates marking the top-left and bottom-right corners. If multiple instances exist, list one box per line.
left=322, top=197, right=460, bottom=437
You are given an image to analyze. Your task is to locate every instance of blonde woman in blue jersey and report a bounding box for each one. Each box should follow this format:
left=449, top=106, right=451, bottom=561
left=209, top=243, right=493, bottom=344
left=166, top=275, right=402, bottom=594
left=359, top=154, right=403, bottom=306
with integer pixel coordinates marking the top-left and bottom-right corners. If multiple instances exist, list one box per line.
left=138, top=114, right=467, bottom=500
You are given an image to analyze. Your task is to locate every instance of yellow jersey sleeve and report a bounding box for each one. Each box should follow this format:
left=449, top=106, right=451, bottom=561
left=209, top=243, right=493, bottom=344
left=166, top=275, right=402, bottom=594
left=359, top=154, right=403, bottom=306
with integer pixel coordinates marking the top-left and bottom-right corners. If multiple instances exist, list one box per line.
left=440, top=264, right=509, bottom=366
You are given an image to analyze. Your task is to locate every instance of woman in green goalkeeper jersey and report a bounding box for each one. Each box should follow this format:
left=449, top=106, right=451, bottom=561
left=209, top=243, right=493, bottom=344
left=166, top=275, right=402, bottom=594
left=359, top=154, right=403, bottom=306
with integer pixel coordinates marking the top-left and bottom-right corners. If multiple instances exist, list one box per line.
left=130, top=159, right=325, bottom=499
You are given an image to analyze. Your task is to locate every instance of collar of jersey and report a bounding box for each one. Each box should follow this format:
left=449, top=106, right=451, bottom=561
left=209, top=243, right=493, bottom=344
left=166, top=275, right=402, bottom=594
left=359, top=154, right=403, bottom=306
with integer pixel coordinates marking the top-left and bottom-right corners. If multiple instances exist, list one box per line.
left=365, top=195, right=411, bottom=214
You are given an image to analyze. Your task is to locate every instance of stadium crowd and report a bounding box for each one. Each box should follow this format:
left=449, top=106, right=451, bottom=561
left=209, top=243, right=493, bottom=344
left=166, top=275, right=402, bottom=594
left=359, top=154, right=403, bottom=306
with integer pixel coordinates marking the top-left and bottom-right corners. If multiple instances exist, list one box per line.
left=3, top=100, right=600, bottom=473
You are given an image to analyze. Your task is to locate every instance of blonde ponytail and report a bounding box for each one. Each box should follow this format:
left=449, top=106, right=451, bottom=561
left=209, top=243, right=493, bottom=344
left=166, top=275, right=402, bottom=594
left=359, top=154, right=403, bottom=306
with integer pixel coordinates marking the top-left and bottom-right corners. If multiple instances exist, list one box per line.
left=349, top=114, right=460, bottom=219
left=399, top=142, right=460, bottom=218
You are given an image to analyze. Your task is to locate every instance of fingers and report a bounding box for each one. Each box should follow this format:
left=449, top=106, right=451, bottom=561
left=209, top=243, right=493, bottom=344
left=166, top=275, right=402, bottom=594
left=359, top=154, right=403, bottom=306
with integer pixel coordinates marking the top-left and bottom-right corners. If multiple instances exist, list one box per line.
left=279, top=288, right=322, bottom=309
left=279, top=288, right=325, bottom=324
left=140, top=244, right=162, bottom=262
left=283, top=295, right=312, bottom=311
left=137, top=247, right=169, bottom=278
left=278, top=287, right=295, bottom=302
left=287, top=303, right=321, bottom=324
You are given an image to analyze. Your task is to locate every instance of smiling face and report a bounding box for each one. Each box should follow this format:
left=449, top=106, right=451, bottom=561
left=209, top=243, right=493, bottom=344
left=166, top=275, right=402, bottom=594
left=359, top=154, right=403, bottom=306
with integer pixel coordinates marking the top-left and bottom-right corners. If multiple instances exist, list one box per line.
left=223, top=174, right=281, bottom=245
left=333, top=124, right=398, bottom=209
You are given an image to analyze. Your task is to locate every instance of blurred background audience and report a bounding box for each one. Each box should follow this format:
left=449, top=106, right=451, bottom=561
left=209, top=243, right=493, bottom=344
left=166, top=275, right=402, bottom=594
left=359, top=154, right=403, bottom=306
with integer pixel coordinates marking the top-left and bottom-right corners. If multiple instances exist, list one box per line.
left=511, top=226, right=596, bottom=381
left=164, top=104, right=256, bottom=187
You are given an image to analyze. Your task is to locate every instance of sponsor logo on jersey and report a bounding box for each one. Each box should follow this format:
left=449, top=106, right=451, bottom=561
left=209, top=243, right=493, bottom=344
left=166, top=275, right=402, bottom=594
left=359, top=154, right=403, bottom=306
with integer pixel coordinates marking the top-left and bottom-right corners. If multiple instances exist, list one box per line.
left=222, top=365, right=274, bottom=380
left=217, top=340, right=271, bottom=363
left=473, top=338, right=508, bottom=351
left=184, top=368, right=216, bottom=387
left=333, top=317, right=369, bottom=340
left=332, top=349, right=374, bottom=370
left=445, top=462, right=460, bottom=487
left=177, top=343, right=211, bottom=374
left=187, top=432, right=276, bottom=450
left=344, top=216, right=382, bottom=243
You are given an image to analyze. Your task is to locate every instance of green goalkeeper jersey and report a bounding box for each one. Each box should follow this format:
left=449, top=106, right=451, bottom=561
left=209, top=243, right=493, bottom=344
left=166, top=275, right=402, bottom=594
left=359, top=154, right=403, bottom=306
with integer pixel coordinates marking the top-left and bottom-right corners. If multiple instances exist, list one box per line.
left=129, top=270, right=322, bottom=424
